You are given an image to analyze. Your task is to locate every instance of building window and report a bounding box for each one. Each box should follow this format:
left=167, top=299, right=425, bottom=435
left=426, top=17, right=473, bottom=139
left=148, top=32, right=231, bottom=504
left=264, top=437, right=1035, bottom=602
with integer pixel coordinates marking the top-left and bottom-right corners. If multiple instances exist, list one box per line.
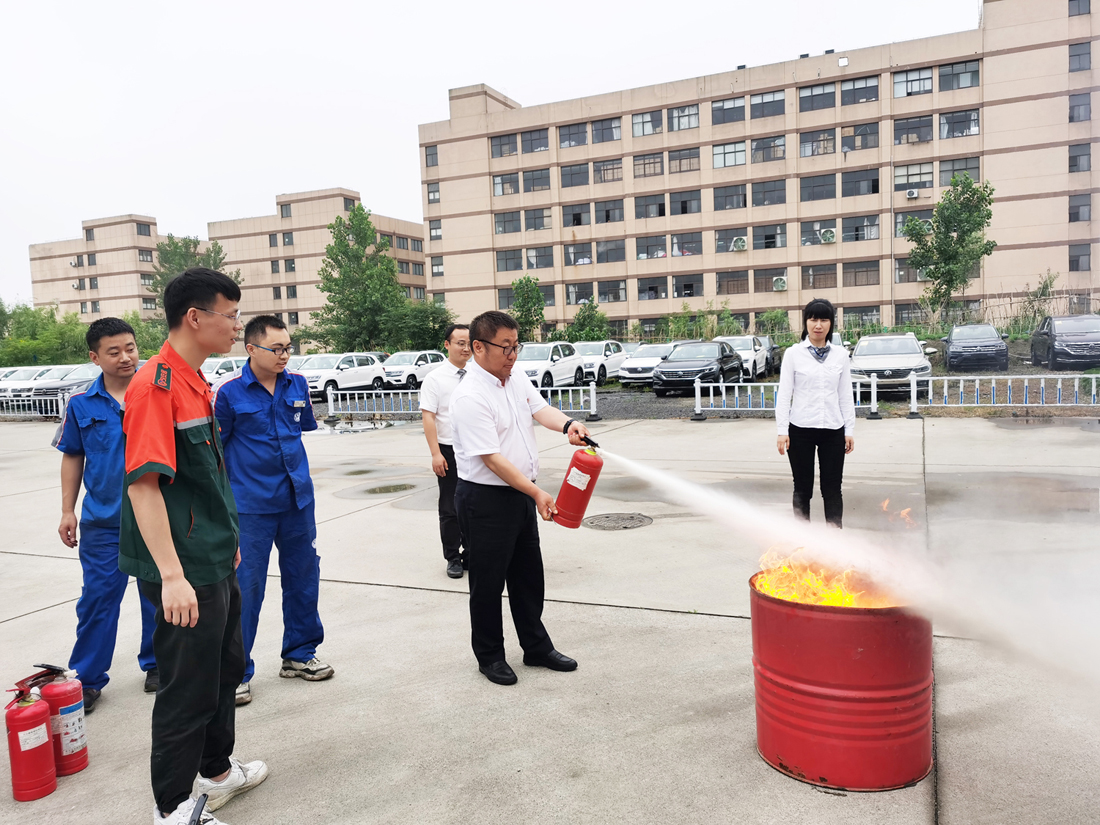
left=636, top=235, right=667, bottom=259
left=592, top=117, right=621, bottom=143
left=273, top=286, right=282, bottom=300
left=896, top=259, right=923, bottom=283
left=754, top=268, right=785, bottom=293
left=800, top=174, right=835, bottom=202
left=842, top=122, right=879, bottom=152
left=941, top=109, right=980, bottom=139
left=396, top=236, right=409, bottom=250
left=1070, top=144, right=1092, bottom=172
left=88, top=276, right=98, bottom=289
left=1070, top=194, right=1092, bottom=222
left=491, top=134, right=518, bottom=157
left=843, top=261, right=880, bottom=287
left=802, top=264, right=837, bottom=289
left=287, top=285, right=297, bottom=298
left=844, top=305, right=882, bottom=327
left=895, top=115, right=934, bottom=144
left=434, top=293, right=446, bottom=305
left=280, top=204, right=292, bottom=218
left=523, top=168, right=551, bottom=192
left=85, top=228, right=94, bottom=241
left=539, top=286, right=555, bottom=306
left=596, top=199, right=624, bottom=223
left=799, top=83, right=836, bottom=111
left=635, top=194, right=666, bottom=219
left=895, top=209, right=933, bottom=236
left=894, top=67, right=933, bottom=97
left=597, top=280, right=627, bottom=303
left=496, top=249, right=523, bottom=272
left=672, top=232, right=702, bottom=256
left=427, top=183, right=440, bottom=203
left=284, top=259, right=296, bottom=272
left=79, top=301, right=88, bottom=314
left=638, top=278, right=668, bottom=301
left=74, top=255, right=84, bottom=267
left=632, top=110, right=663, bottom=137
left=429, top=220, right=442, bottom=241
left=1071, top=94, right=1092, bottom=122
left=941, top=157, right=980, bottom=186
left=425, top=145, right=438, bottom=167
left=344, top=197, right=355, bottom=211
left=561, top=163, right=589, bottom=187
left=412, top=239, right=423, bottom=252
left=800, top=129, right=836, bottom=157
left=717, top=270, right=749, bottom=295
left=497, top=288, right=516, bottom=310
left=752, top=179, right=786, bottom=206
left=668, top=104, right=699, bottom=131
left=77, top=277, right=85, bottom=289
left=431, top=257, right=444, bottom=276
left=842, top=214, right=880, bottom=242
left=136, top=223, right=151, bottom=236
left=750, top=91, right=784, bottom=118
left=495, top=212, right=521, bottom=234
left=753, top=224, right=786, bottom=250
left=841, top=76, right=879, bottom=105
left=713, top=141, right=746, bottom=168
left=633, top=153, right=664, bottom=177
left=715, top=228, right=749, bottom=253
left=379, top=234, right=393, bottom=247
left=566, top=282, right=594, bottom=305
left=594, top=158, right=623, bottom=183
left=142, top=298, right=157, bottom=310
left=525, top=208, right=551, bottom=231
left=413, top=263, right=424, bottom=276
left=87, top=254, right=96, bottom=266
left=596, top=240, right=626, bottom=263
left=138, top=249, right=153, bottom=262
left=801, top=219, right=836, bottom=246
left=493, top=173, right=520, bottom=196
left=1070, top=42, right=1091, bottom=72
left=527, top=247, right=553, bottom=269
left=670, top=190, right=702, bottom=214
left=940, top=61, right=980, bottom=90
left=564, top=243, right=593, bottom=266
left=895, top=163, right=934, bottom=190
left=271, top=260, right=280, bottom=274
left=712, top=97, right=745, bottom=124
left=669, top=148, right=701, bottom=173
left=894, top=303, right=923, bottom=324
left=673, top=273, right=704, bottom=298
left=264, top=235, right=275, bottom=250
left=1070, top=0, right=1090, bottom=15
left=563, top=203, right=591, bottom=227
left=843, top=168, right=881, bottom=196
left=522, top=128, right=549, bottom=153
left=398, top=261, right=410, bottom=274
left=751, top=135, right=785, bottom=163
left=141, top=273, right=155, bottom=286
left=714, top=185, right=747, bottom=211
left=559, top=123, right=587, bottom=148
left=281, top=232, right=292, bottom=246
left=289, top=311, right=300, bottom=325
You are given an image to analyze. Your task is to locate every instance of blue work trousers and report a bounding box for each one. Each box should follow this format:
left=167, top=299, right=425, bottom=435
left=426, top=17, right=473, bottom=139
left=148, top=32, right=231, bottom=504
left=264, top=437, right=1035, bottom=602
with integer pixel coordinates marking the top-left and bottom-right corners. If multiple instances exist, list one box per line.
left=69, top=523, right=157, bottom=691
left=237, top=503, right=324, bottom=682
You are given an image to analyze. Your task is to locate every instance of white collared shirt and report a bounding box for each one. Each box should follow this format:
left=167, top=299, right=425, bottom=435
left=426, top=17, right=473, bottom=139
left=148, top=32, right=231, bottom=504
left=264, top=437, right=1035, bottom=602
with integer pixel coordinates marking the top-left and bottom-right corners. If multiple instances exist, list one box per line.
left=450, top=359, right=549, bottom=485
left=418, top=359, right=467, bottom=445
left=775, top=339, right=856, bottom=436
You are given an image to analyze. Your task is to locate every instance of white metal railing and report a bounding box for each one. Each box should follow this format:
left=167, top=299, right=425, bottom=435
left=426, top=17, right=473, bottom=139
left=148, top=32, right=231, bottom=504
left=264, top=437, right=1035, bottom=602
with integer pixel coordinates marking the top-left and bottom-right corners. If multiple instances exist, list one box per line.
left=538, top=382, right=600, bottom=420
left=0, top=394, right=68, bottom=420
left=326, top=382, right=601, bottom=421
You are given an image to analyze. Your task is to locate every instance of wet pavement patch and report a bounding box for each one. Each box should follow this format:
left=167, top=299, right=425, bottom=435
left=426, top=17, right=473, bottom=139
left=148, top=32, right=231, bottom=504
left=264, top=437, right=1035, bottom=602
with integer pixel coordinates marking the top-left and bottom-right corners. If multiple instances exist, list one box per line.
left=365, top=483, right=417, bottom=494
left=995, top=417, right=1100, bottom=432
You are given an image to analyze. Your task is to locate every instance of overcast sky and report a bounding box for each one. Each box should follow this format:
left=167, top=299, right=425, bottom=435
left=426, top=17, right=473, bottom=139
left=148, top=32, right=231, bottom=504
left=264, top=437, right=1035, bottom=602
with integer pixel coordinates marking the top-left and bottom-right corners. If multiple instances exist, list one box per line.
left=0, top=0, right=981, bottom=306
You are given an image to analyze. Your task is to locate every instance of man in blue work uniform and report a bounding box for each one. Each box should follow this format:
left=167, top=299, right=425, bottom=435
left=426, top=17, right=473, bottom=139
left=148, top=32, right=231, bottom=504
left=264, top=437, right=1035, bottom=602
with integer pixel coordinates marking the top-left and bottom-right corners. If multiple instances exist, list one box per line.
left=213, top=315, right=332, bottom=706
left=54, top=317, right=157, bottom=712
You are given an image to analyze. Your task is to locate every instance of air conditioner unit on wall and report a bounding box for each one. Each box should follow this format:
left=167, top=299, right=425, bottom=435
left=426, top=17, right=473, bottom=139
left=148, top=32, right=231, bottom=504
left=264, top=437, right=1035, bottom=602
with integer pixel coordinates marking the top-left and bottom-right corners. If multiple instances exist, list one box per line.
left=820, top=228, right=836, bottom=244
left=906, top=189, right=920, bottom=199
left=773, top=276, right=788, bottom=292
left=732, top=236, right=748, bottom=251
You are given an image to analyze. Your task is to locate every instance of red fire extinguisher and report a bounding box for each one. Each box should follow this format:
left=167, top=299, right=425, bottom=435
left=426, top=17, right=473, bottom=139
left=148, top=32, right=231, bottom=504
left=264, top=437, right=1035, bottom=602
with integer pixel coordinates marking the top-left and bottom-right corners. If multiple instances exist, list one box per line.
left=554, top=439, right=603, bottom=529
left=36, top=666, right=88, bottom=776
left=5, top=687, right=57, bottom=802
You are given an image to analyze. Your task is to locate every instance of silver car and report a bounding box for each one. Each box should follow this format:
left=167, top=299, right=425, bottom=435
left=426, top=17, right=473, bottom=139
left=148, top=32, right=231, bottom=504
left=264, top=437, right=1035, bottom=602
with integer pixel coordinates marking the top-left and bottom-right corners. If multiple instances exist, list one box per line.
left=849, top=333, right=933, bottom=395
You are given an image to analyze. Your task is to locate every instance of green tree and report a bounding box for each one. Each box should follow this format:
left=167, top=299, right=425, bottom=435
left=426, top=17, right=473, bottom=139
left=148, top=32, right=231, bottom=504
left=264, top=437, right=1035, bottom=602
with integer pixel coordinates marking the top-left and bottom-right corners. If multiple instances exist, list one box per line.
left=0, top=307, right=88, bottom=367
left=509, top=275, right=545, bottom=342
left=148, top=235, right=242, bottom=310
left=566, top=301, right=610, bottom=341
left=901, top=173, right=997, bottom=317
left=0, top=298, right=11, bottom=339
left=756, top=309, right=791, bottom=335
left=120, top=311, right=169, bottom=358
left=388, top=299, right=456, bottom=351
left=715, top=307, right=744, bottom=337
left=297, top=205, right=406, bottom=351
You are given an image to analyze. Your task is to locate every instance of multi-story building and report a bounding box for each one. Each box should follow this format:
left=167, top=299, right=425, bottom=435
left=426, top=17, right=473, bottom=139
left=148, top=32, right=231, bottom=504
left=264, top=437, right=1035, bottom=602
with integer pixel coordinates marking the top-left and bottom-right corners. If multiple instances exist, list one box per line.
left=418, top=0, right=1100, bottom=334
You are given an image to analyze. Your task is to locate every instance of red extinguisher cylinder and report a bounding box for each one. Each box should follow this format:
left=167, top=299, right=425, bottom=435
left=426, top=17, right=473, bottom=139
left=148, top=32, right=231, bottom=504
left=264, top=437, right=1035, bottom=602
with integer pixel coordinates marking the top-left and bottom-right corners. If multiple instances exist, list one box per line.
left=6, top=688, right=57, bottom=802
left=554, top=448, right=604, bottom=529
left=40, top=671, right=88, bottom=776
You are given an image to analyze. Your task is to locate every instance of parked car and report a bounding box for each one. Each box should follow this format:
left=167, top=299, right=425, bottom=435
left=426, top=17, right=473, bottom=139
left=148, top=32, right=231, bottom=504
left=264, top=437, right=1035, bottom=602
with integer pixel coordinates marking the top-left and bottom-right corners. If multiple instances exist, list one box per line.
left=365, top=351, right=390, bottom=363
left=201, top=356, right=249, bottom=386
left=942, top=324, right=1009, bottom=371
left=849, top=333, right=933, bottom=395
left=1029, top=314, right=1100, bottom=370
left=574, top=340, right=627, bottom=386
left=287, top=355, right=313, bottom=370
left=516, top=342, right=586, bottom=387
left=618, top=343, right=675, bottom=386
left=715, top=335, right=769, bottom=381
left=32, top=362, right=104, bottom=410
left=382, top=350, right=445, bottom=389
left=831, top=332, right=853, bottom=352
left=4, top=365, right=79, bottom=400
left=756, top=335, right=782, bottom=374
left=652, top=341, right=743, bottom=396
left=302, top=353, right=387, bottom=396
left=621, top=342, right=642, bottom=356
left=0, top=366, right=53, bottom=396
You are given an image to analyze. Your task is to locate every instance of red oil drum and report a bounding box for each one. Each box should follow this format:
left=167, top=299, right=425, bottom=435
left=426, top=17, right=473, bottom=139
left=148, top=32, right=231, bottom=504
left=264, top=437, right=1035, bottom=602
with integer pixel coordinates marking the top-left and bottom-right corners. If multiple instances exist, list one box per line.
left=749, top=572, right=933, bottom=791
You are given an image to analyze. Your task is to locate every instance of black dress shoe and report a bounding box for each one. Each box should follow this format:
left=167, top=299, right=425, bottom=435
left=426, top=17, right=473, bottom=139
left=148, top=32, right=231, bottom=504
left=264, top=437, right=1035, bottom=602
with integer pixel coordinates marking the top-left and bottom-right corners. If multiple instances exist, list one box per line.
left=83, top=688, right=101, bottom=714
left=522, top=649, right=578, bottom=672
left=143, top=668, right=160, bottom=693
left=446, top=560, right=464, bottom=579
left=478, top=661, right=518, bottom=685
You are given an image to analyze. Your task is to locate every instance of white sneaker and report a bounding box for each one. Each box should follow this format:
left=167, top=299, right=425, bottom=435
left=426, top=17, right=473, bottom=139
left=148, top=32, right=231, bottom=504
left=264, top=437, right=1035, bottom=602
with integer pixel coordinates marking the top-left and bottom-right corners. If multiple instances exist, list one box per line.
left=155, top=796, right=226, bottom=824
left=279, top=657, right=334, bottom=681
left=235, top=683, right=251, bottom=706
left=193, top=757, right=269, bottom=812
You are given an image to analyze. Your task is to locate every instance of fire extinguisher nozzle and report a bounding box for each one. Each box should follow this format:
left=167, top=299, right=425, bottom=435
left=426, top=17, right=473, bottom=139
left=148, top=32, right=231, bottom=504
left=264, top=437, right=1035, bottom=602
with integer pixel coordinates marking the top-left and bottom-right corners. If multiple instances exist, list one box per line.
left=581, top=436, right=600, bottom=449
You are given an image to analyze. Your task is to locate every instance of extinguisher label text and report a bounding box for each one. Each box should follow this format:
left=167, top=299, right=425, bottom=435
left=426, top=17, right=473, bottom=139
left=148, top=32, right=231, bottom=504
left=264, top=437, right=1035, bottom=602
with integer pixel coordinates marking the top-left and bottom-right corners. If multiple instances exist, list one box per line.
left=53, top=701, right=87, bottom=756
left=18, top=722, right=49, bottom=752
left=566, top=467, right=591, bottom=491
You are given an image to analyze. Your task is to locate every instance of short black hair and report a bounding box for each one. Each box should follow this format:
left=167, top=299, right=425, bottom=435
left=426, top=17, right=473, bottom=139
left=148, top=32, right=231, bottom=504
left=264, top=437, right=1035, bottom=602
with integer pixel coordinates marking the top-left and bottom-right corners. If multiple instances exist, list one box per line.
left=469, top=311, right=518, bottom=344
left=443, top=323, right=470, bottom=343
left=801, top=298, right=836, bottom=341
left=244, top=314, right=287, bottom=346
left=163, top=267, right=242, bottom=329
left=86, top=317, right=136, bottom=352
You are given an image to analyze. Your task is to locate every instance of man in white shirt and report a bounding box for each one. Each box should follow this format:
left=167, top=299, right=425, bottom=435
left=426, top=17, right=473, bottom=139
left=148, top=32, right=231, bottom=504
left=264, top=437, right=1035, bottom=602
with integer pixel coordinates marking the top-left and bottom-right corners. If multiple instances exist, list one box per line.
left=419, top=324, right=471, bottom=579
left=450, top=311, right=591, bottom=686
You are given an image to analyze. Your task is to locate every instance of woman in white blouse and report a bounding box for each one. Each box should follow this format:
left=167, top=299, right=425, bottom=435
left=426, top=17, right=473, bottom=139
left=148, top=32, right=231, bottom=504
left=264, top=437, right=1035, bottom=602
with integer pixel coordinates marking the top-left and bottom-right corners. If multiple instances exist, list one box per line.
left=775, top=299, right=855, bottom=527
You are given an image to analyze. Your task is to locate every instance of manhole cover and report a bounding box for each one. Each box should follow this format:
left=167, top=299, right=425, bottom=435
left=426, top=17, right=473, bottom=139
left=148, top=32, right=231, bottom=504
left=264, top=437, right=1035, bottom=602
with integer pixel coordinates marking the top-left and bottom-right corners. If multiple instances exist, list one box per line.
left=364, top=483, right=417, bottom=494
left=582, top=513, right=653, bottom=530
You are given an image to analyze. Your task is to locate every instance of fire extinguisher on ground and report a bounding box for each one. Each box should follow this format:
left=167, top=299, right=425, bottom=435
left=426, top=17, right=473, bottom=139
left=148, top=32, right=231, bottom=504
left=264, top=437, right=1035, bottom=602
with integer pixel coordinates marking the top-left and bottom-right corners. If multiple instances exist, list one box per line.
left=554, top=437, right=603, bottom=529
left=6, top=687, right=57, bottom=802
left=36, top=665, right=89, bottom=776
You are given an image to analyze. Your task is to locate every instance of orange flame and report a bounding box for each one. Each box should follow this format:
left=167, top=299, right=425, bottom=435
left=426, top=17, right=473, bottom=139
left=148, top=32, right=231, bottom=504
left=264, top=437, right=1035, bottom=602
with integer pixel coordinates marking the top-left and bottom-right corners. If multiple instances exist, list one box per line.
left=881, top=499, right=918, bottom=528
left=754, top=548, right=900, bottom=608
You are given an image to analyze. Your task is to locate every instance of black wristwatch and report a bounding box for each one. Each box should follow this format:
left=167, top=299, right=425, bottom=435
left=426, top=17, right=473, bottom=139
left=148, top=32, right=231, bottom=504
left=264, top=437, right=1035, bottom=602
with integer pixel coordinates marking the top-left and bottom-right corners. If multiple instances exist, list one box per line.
left=563, top=419, right=577, bottom=435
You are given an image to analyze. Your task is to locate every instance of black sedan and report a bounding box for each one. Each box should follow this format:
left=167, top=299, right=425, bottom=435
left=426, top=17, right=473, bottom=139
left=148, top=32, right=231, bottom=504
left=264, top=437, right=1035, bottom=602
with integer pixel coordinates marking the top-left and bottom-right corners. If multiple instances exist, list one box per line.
left=942, top=324, right=1009, bottom=371
left=1030, top=314, right=1100, bottom=370
left=651, top=342, right=743, bottom=396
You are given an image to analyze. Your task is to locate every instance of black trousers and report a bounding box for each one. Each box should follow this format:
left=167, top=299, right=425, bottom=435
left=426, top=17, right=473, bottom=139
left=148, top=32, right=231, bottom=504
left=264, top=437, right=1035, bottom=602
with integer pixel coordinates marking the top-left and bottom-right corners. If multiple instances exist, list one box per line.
left=455, top=480, right=554, bottom=666
left=437, top=443, right=463, bottom=562
left=787, top=424, right=846, bottom=528
left=141, top=571, right=246, bottom=814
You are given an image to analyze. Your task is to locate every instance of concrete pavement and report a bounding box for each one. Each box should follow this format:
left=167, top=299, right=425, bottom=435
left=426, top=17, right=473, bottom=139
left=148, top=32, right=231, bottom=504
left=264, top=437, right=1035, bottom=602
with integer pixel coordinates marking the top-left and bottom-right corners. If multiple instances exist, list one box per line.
left=1, top=416, right=1098, bottom=824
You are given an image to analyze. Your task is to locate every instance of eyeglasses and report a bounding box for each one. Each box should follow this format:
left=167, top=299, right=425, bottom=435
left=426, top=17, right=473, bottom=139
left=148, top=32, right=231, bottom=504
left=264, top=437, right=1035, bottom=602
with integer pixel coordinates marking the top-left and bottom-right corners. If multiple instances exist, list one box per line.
left=250, top=344, right=292, bottom=357
left=192, top=306, right=242, bottom=322
left=477, top=339, right=521, bottom=357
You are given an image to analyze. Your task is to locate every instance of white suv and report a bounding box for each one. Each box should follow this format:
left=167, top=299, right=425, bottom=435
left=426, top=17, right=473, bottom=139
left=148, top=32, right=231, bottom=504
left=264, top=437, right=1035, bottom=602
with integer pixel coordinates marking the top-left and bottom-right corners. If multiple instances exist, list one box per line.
left=382, top=350, right=445, bottom=389
left=516, top=342, right=586, bottom=387
left=301, top=353, right=386, bottom=397
left=201, top=357, right=249, bottom=386
left=573, top=340, right=627, bottom=386
left=715, top=336, right=769, bottom=381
